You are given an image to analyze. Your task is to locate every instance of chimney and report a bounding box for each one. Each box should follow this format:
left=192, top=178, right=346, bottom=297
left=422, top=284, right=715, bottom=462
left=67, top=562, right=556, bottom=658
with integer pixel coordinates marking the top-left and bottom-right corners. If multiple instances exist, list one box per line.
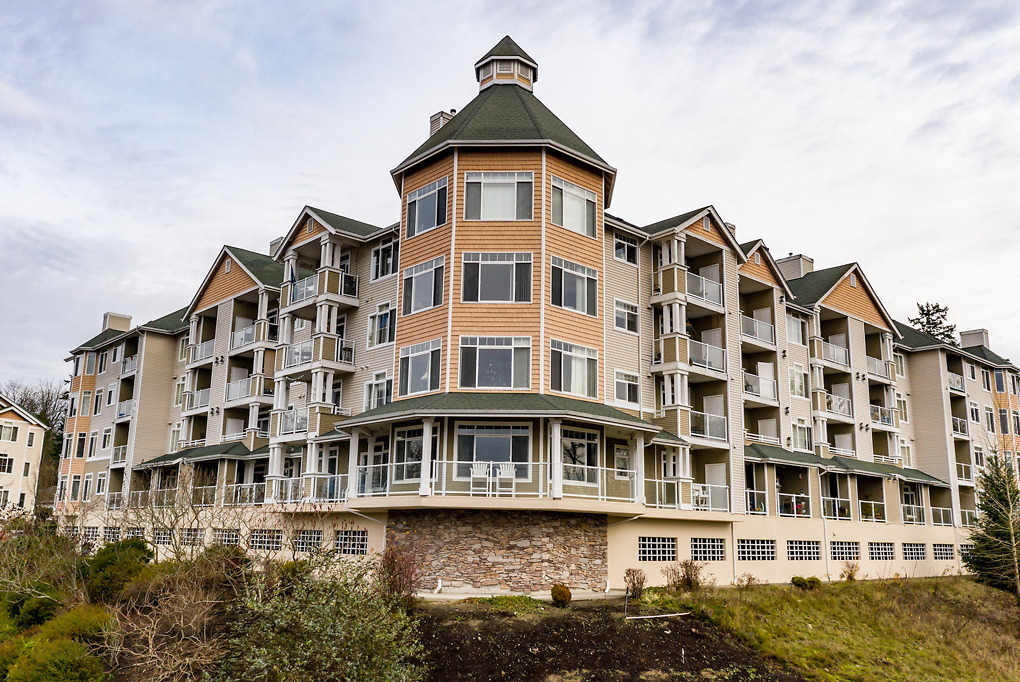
left=960, top=329, right=990, bottom=349
left=429, top=109, right=456, bottom=135
left=776, top=254, right=814, bottom=280
left=724, top=222, right=737, bottom=237
left=269, top=237, right=284, bottom=255
left=103, top=312, right=132, bottom=332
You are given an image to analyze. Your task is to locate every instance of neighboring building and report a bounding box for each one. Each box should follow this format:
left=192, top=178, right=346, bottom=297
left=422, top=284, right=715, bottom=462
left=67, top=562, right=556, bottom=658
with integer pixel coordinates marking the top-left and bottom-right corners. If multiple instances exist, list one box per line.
left=0, top=393, right=46, bottom=511
left=57, top=37, right=1020, bottom=591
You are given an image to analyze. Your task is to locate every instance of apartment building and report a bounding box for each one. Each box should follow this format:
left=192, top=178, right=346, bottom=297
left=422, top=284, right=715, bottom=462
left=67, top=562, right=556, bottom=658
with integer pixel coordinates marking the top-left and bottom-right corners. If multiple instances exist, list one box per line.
left=0, top=393, right=45, bottom=512
left=58, top=37, right=1020, bottom=591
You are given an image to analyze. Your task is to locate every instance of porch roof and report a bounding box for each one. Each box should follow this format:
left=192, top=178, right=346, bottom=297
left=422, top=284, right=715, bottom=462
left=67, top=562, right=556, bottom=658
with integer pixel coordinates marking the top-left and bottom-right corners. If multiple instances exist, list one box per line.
left=138, top=442, right=269, bottom=468
left=743, top=443, right=828, bottom=467
left=829, top=456, right=948, bottom=487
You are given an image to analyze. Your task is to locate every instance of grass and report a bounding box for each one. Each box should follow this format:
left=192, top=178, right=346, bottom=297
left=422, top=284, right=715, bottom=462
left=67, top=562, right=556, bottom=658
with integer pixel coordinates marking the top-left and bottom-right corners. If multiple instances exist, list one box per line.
left=645, top=576, right=1020, bottom=681
left=458, top=595, right=547, bottom=615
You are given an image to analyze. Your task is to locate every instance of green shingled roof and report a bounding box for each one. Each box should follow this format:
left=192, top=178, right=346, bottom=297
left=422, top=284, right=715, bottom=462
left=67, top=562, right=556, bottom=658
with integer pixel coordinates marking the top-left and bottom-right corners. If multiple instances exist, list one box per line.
left=640, top=208, right=710, bottom=236
left=785, top=263, right=854, bottom=306
left=141, top=306, right=188, bottom=333
left=475, top=36, right=537, bottom=68
left=397, top=85, right=608, bottom=172
left=307, top=207, right=386, bottom=239
left=894, top=320, right=947, bottom=350
left=739, top=240, right=761, bottom=256
left=743, top=445, right=948, bottom=487
left=962, top=344, right=1012, bottom=367
left=140, top=441, right=268, bottom=467
left=830, top=456, right=947, bottom=487
left=226, top=246, right=286, bottom=287
left=652, top=429, right=685, bottom=445
left=338, top=392, right=658, bottom=430
left=744, top=443, right=828, bottom=467
left=73, top=328, right=124, bottom=352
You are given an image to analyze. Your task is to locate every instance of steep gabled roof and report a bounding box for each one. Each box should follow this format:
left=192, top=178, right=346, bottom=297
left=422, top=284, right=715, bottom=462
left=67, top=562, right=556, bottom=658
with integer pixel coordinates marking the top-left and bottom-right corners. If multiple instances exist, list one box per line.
left=737, top=238, right=794, bottom=298
left=225, top=246, right=286, bottom=288
left=0, top=392, right=47, bottom=428
left=785, top=264, right=855, bottom=306
left=962, top=344, right=1013, bottom=367
left=639, top=206, right=747, bottom=263
left=475, top=35, right=538, bottom=71
left=893, top=320, right=947, bottom=351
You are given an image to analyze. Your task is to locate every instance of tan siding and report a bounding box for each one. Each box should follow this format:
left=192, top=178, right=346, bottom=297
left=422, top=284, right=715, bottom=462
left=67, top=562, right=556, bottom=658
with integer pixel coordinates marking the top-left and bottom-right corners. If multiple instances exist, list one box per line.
left=738, top=255, right=781, bottom=288
left=683, top=214, right=729, bottom=248
left=285, top=217, right=327, bottom=251
left=821, top=273, right=889, bottom=330
left=130, top=333, right=179, bottom=464
left=196, top=256, right=258, bottom=312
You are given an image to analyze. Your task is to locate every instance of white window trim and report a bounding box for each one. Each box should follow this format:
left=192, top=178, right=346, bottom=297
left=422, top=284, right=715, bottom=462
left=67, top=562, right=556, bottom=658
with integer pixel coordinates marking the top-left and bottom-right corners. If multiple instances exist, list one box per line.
left=402, top=256, right=445, bottom=316
left=460, top=252, right=532, bottom=304
left=612, top=232, right=638, bottom=266
left=399, top=338, right=442, bottom=397
left=464, top=171, right=534, bottom=222
left=550, top=339, right=598, bottom=399
left=370, top=237, right=399, bottom=282
left=612, top=370, right=640, bottom=407
left=458, top=336, right=531, bottom=391
left=551, top=256, right=598, bottom=318
left=452, top=421, right=533, bottom=482
left=406, top=177, right=449, bottom=238
left=560, top=426, right=601, bottom=488
left=551, top=175, right=597, bottom=238
left=367, top=302, right=396, bottom=349
left=613, top=299, right=639, bottom=335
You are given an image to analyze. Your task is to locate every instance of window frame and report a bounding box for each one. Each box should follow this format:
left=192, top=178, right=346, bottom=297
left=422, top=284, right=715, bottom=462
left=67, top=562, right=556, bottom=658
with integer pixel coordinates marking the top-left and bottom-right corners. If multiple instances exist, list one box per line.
left=398, top=338, right=442, bottom=397
left=454, top=422, right=532, bottom=481
left=637, top=536, right=677, bottom=562
left=613, top=371, right=640, bottom=406
left=613, top=300, right=638, bottom=334
left=613, top=232, right=638, bottom=265
left=364, top=371, right=393, bottom=410
left=461, top=252, right=532, bottom=303
left=370, top=236, right=399, bottom=281
left=464, top=171, right=534, bottom=222
left=551, top=175, right=597, bottom=238
left=561, top=427, right=600, bottom=486
left=789, top=365, right=809, bottom=399
left=550, top=339, right=598, bottom=399
left=367, top=303, right=396, bottom=348
left=402, top=256, right=445, bottom=315
left=459, top=336, right=531, bottom=390
left=786, top=313, right=807, bottom=346
left=551, top=256, right=598, bottom=317
left=406, top=177, right=449, bottom=238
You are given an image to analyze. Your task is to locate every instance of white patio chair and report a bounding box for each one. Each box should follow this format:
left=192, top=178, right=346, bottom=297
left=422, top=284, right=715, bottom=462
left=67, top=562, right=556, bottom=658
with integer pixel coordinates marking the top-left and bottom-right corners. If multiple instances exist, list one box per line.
left=495, top=461, right=516, bottom=496
left=470, top=461, right=491, bottom=496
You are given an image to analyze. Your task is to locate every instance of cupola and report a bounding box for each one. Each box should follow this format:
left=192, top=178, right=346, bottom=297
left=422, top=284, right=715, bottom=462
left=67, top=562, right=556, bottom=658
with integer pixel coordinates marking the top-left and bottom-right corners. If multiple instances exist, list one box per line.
left=474, top=35, right=538, bottom=92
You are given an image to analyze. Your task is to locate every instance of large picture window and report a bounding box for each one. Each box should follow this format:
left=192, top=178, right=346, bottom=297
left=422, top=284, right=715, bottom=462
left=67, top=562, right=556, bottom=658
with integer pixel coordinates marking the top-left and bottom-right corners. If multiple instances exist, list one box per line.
left=459, top=337, right=530, bottom=389
left=550, top=340, right=597, bottom=398
left=562, top=428, right=599, bottom=483
left=398, top=339, right=442, bottom=397
left=456, top=425, right=529, bottom=478
left=462, top=253, right=531, bottom=302
left=551, top=176, right=596, bottom=237
left=394, top=426, right=438, bottom=482
left=402, top=256, right=445, bottom=315
left=406, top=178, right=448, bottom=237
left=465, top=172, right=533, bottom=221
left=551, top=257, right=597, bottom=316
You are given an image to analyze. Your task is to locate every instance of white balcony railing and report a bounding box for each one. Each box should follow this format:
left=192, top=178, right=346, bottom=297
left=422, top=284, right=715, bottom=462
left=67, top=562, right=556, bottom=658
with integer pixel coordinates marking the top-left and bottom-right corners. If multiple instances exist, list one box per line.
left=686, top=272, right=723, bottom=305
left=957, top=461, right=973, bottom=481
left=901, top=504, right=926, bottom=524
left=188, top=388, right=211, bottom=410
left=825, top=392, right=852, bottom=417
left=273, top=477, right=304, bottom=503
left=961, top=509, right=978, bottom=527
left=116, top=399, right=134, bottom=419
left=689, top=340, right=726, bottom=372
left=112, top=446, right=128, bottom=464
left=931, top=507, right=954, bottom=526
left=280, top=408, right=309, bottom=435
left=311, top=474, right=348, bottom=503
left=745, top=430, right=780, bottom=446
left=284, top=340, right=313, bottom=368
left=866, top=356, right=890, bottom=378
left=192, top=339, right=215, bottom=362
left=105, top=492, right=124, bottom=510
left=291, top=274, right=317, bottom=304
left=820, top=340, right=849, bottom=366
left=859, top=500, right=886, bottom=522
left=828, top=445, right=855, bottom=457
left=822, top=496, right=852, bottom=520
left=779, top=493, right=811, bottom=517
left=948, top=372, right=965, bottom=392
left=230, top=324, right=256, bottom=349
left=224, top=482, right=266, bottom=506
left=951, top=416, right=968, bottom=436
left=743, top=371, right=777, bottom=400
left=740, top=315, right=775, bottom=344
left=870, top=404, right=896, bottom=426
left=121, top=355, right=138, bottom=373
left=221, top=431, right=246, bottom=442
left=690, top=410, right=727, bottom=441
left=225, top=377, right=252, bottom=402
left=192, top=486, right=217, bottom=507
left=692, top=483, right=729, bottom=512
left=746, top=490, right=767, bottom=514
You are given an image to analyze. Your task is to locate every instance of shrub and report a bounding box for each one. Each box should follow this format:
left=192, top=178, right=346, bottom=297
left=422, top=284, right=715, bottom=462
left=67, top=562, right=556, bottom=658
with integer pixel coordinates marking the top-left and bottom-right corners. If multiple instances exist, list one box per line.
left=840, top=561, right=860, bottom=582
left=624, top=568, right=646, bottom=599
left=662, top=560, right=705, bottom=592
left=0, top=637, right=26, bottom=677
left=81, top=538, right=154, bottom=604
left=377, top=541, right=423, bottom=611
left=734, top=573, right=761, bottom=590
left=791, top=576, right=822, bottom=590
left=5, top=638, right=108, bottom=682
left=551, top=583, right=571, bottom=608
left=3, top=584, right=60, bottom=629
left=32, top=605, right=115, bottom=645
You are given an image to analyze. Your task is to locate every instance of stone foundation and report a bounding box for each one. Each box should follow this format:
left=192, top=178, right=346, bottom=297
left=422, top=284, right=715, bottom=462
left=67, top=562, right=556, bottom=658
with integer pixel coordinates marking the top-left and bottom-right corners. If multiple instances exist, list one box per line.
left=386, top=510, right=607, bottom=594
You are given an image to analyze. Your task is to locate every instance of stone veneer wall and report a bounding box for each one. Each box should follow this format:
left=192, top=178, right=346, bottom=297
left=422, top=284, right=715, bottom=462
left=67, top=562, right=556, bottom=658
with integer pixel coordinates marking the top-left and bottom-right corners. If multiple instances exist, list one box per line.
left=386, top=510, right=608, bottom=594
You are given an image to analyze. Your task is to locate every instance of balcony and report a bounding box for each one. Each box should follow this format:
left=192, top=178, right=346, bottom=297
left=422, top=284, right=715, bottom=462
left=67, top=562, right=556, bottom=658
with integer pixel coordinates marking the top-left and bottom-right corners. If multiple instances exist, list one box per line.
left=112, top=446, right=127, bottom=464
left=283, top=340, right=313, bottom=369
left=187, top=388, right=211, bottom=410
left=291, top=274, right=317, bottom=304
left=192, top=339, right=215, bottom=363
left=311, top=474, right=349, bottom=503
left=689, top=340, right=726, bottom=372
left=866, top=356, right=890, bottom=379
left=778, top=493, right=811, bottom=517
left=690, top=410, right=727, bottom=441
left=828, top=445, right=855, bottom=457
left=686, top=272, right=723, bottom=306
left=961, top=509, right=978, bottom=527
left=951, top=417, right=968, bottom=436
left=121, top=355, right=138, bottom=374
left=224, top=482, right=266, bottom=506
left=272, top=477, right=304, bottom=503
left=948, top=372, right=965, bottom=393
left=745, top=430, right=780, bottom=446
left=116, top=399, right=134, bottom=419
left=956, top=462, right=973, bottom=481
left=870, top=404, right=896, bottom=427
left=740, top=315, right=775, bottom=345
left=692, top=483, right=729, bottom=512
left=859, top=500, right=886, bottom=522
left=746, top=489, right=767, bottom=514
left=822, top=496, right=852, bottom=520
left=152, top=488, right=177, bottom=507
left=820, top=341, right=849, bottom=366
left=105, top=492, right=124, bottom=510
left=931, top=506, right=953, bottom=526
left=901, top=504, right=926, bottom=524
left=743, top=372, right=777, bottom=401
left=824, top=392, right=852, bottom=418
left=225, top=377, right=252, bottom=402
left=192, top=486, right=217, bottom=507
left=230, top=324, right=256, bottom=350
left=280, top=408, right=309, bottom=435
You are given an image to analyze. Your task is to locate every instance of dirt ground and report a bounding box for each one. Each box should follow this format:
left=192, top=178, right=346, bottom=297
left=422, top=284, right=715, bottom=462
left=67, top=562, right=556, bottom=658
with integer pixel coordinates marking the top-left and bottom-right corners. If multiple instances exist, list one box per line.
left=417, top=600, right=806, bottom=682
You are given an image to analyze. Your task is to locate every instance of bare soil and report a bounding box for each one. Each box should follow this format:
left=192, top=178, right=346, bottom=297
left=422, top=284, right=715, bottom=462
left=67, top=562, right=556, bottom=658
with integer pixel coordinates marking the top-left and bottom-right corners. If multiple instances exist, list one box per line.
left=417, top=600, right=806, bottom=681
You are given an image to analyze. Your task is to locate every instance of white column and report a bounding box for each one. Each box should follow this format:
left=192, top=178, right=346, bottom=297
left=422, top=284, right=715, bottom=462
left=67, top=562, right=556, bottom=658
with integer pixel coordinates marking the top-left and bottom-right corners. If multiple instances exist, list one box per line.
left=419, top=418, right=434, bottom=496
left=550, top=418, right=563, bottom=499
left=273, top=378, right=288, bottom=411
left=347, top=428, right=361, bottom=500
left=634, top=432, right=646, bottom=505
left=257, top=290, right=268, bottom=320
left=266, top=444, right=284, bottom=502
left=246, top=403, right=260, bottom=432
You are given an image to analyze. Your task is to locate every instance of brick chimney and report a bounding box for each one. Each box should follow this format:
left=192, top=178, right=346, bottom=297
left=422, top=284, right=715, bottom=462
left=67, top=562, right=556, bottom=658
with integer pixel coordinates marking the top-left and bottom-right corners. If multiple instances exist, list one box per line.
left=776, top=254, right=814, bottom=281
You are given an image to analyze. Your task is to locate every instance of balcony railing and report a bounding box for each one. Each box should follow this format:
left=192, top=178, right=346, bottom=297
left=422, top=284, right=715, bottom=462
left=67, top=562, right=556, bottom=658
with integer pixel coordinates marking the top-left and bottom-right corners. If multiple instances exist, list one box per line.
left=225, top=377, right=252, bottom=402
left=866, top=356, right=890, bottom=378
left=828, top=445, right=855, bottom=457
left=192, top=339, right=215, bottom=362
left=859, top=500, right=886, bottom=522
left=335, top=338, right=356, bottom=365
left=224, top=482, right=266, bottom=506
left=335, top=271, right=359, bottom=298
left=280, top=408, right=309, bottom=435
left=152, top=488, right=177, bottom=507
left=230, top=324, right=256, bottom=349
left=105, top=492, right=124, bottom=510
left=311, top=474, right=348, bottom=503
left=957, top=462, right=973, bottom=481
left=825, top=392, right=852, bottom=417
left=128, top=490, right=149, bottom=508
left=778, top=493, right=811, bottom=517
left=283, top=340, right=313, bottom=368
left=870, top=404, right=896, bottom=426
left=291, top=274, right=317, bottom=304
left=221, top=431, right=246, bottom=442
left=273, top=477, right=304, bottom=503
left=112, top=446, right=127, bottom=464
left=746, top=489, right=767, bottom=514
left=116, top=399, right=134, bottom=419
left=961, top=509, right=978, bottom=527
left=188, top=388, right=211, bottom=410
left=743, top=372, right=777, bottom=400
left=901, top=503, right=926, bottom=524
left=121, top=355, right=138, bottom=373
left=689, top=340, right=726, bottom=372
left=192, top=486, right=217, bottom=507
left=690, top=410, right=727, bottom=441
left=931, top=506, right=953, bottom=526
left=686, top=271, right=723, bottom=305
left=951, top=416, right=968, bottom=436
left=948, top=372, right=965, bottom=392
left=820, top=340, right=849, bottom=366
left=692, top=483, right=729, bottom=512
left=822, top=496, right=852, bottom=520
left=740, top=315, right=775, bottom=344
left=745, top=430, right=780, bottom=446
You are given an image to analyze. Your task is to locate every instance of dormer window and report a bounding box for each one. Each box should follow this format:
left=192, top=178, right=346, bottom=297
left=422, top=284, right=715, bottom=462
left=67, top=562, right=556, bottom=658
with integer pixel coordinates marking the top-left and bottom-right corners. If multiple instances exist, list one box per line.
left=480, top=62, right=493, bottom=79
left=519, top=64, right=532, bottom=80
left=497, top=60, right=513, bottom=73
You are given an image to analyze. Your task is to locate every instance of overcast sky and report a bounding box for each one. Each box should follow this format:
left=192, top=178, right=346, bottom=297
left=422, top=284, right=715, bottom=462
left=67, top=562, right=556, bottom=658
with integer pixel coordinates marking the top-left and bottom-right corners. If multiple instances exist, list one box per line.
left=2, top=0, right=1018, bottom=383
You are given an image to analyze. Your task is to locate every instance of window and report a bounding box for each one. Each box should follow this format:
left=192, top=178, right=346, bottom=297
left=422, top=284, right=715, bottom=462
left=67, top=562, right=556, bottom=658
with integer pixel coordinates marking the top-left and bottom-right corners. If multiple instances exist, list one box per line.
left=970, top=402, right=980, bottom=423
left=614, top=372, right=639, bottom=404
left=365, top=372, right=393, bottom=410
left=85, top=352, right=96, bottom=374
left=896, top=394, right=908, bottom=423
left=974, top=447, right=984, bottom=468
left=551, top=257, right=597, bottom=316
left=213, top=528, right=240, bottom=546
left=88, top=432, right=98, bottom=458
left=180, top=528, right=204, bottom=547
left=849, top=273, right=857, bottom=287
left=995, top=370, right=1006, bottom=392
left=902, top=543, right=926, bottom=560
left=462, top=252, right=531, bottom=302
left=459, top=337, right=530, bottom=389
left=0, top=423, right=17, bottom=443
left=691, top=538, right=726, bottom=562
left=933, top=544, right=955, bottom=561
left=336, top=529, right=369, bottom=555
left=107, top=385, right=115, bottom=406
left=790, top=366, right=809, bottom=398
left=174, top=379, right=185, bottom=407
left=1000, top=409, right=1010, bottom=434
left=792, top=423, right=812, bottom=452
left=830, top=541, right=860, bottom=561
left=104, top=527, right=121, bottom=544
left=638, top=536, right=676, bottom=562
left=249, top=529, right=283, bottom=552
left=224, top=258, right=231, bottom=273
left=465, top=172, right=533, bottom=221
left=614, top=301, right=638, bottom=333
left=613, top=446, right=631, bottom=480
left=562, top=429, right=599, bottom=484
left=787, top=540, right=821, bottom=561
left=367, top=303, right=396, bottom=348
left=894, top=353, right=906, bottom=377
left=614, top=233, right=637, bottom=264
left=294, top=318, right=307, bottom=331
left=95, top=473, right=107, bottom=495
left=80, top=391, right=92, bottom=416
left=737, top=539, right=776, bottom=561
left=959, top=544, right=974, bottom=560
left=393, top=426, right=436, bottom=482
left=82, top=527, right=99, bottom=544
left=98, top=352, right=108, bottom=374
left=0, top=490, right=8, bottom=506
left=125, top=528, right=144, bottom=540
left=868, top=542, right=895, bottom=561
left=293, top=530, right=323, bottom=553
left=22, top=462, right=30, bottom=477
left=93, top=390, right=102, bottom=415
left=111, top=346, right=120, bottom=363
left=371, top=237, right=399, bottom=280
left=0, top=457, right=11, bottom=474
left=406, top=177, right=448, bottom=237
left=402, top=256, right=445, bottom=314
left=787, top=314, right=807, bottom=346
left=982, top=369, right=991, bottom=391
left=398, top=339, right=442, bottom=396
left=76, top=433, right=86, bottom=458
left=985, top=407, right=996, bottom=433
left=551, top=176, right=596, bottom=236
left=456, top=425, right=529, bottom=478
left=899, top=441, right=912, bottom=467
left=153, top=529, right=172, bottom=546
left=178, top=337, right=188, bottom=361
left=1013, top=411, right=1020, bottom=435
left=550, top=339, right=598, bottom=398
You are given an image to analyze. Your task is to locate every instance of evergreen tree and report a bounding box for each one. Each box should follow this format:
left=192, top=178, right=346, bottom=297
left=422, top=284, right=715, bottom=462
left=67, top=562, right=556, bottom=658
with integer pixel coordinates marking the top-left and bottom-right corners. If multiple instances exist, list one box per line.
left=908, top=302, right=958, bottom=346
left=963, top=454, right=1020, bottom=604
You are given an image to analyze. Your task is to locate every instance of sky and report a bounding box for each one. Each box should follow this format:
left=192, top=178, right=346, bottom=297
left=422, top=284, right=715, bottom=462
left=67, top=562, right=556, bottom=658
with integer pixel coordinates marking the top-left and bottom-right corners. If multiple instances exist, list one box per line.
left=1, top=0, right=1019, bottom=383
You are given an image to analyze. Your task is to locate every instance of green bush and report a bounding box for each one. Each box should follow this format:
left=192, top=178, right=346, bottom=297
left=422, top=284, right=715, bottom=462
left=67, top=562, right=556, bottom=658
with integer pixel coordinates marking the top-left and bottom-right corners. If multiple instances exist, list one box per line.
left=32, top=605, right=115, bottom=645
left=0, top=637, right=26, bottom=680
left=5, top=638, right=108, bottom=682
left=3, top=584, right=60, bottom=629
left=790, top=576, right=822, bottom=590
left=80, top=538, right=154, bottom=604
left=551, top=583, right=571, bottom=608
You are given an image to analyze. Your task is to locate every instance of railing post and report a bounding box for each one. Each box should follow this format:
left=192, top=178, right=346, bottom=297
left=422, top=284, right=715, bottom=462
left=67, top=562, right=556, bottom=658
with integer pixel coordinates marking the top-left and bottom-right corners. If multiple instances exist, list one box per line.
left=634, top=432, right=646, bottom=505
left=419, top=418, right=434, bottom=496
left=550, top=419, right=563, bottom=499
left=347, top=429, right=361, bottom=500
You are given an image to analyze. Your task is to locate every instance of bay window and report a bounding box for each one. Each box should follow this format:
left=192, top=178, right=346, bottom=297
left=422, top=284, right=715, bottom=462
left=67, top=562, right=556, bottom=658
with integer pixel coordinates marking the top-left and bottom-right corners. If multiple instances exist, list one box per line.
left=459, top=336, right=530, bottom=389
left=465, top=172, right=533, bottom=221
left=550, top=339, right=597, bottom=398
left=551, top=176, right=596, bottom=237
left=462, top=252, right=531, bottom=302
